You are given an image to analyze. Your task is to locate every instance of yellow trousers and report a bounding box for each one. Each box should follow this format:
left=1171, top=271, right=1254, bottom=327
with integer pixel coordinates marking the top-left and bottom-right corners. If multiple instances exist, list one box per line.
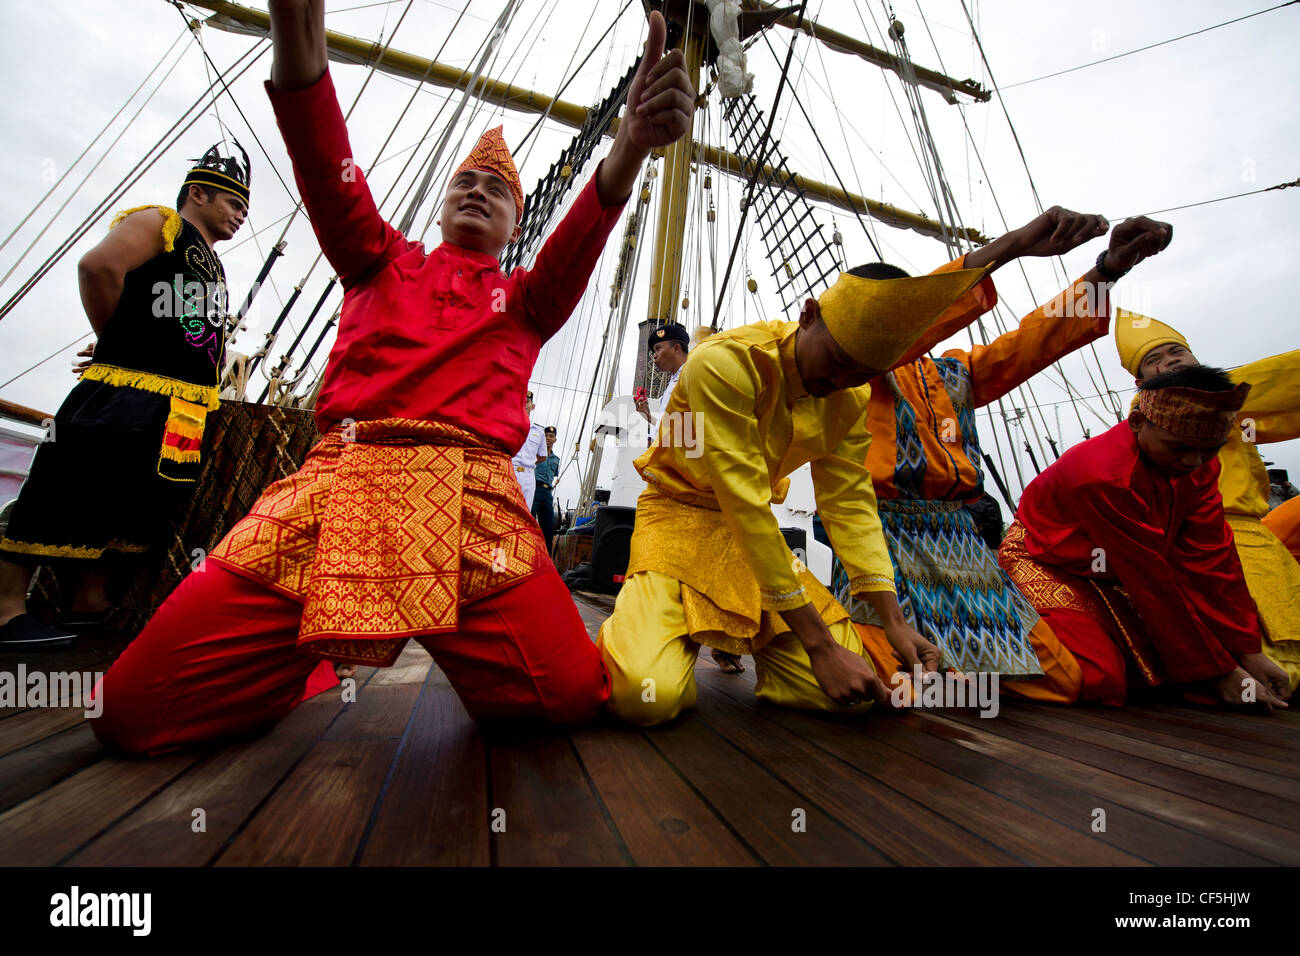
left=598, top=570, right=876, bottom=726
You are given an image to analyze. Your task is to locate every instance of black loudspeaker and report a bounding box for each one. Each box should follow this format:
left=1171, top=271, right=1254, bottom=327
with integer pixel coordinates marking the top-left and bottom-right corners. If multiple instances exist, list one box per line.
left=590, top=506, right=637, bottom=594
left=780, top=526, right=807, bottom=562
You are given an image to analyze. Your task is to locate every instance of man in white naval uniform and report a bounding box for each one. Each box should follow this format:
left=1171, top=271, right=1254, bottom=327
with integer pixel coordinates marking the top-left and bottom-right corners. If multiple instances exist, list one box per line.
left=512, top=390, right=548, bottom=510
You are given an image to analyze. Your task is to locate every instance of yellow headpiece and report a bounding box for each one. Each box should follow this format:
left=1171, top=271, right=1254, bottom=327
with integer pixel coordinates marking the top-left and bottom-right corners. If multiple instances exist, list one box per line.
left=1114, top=309, right=1189, bottom=377
left=817, top=268, right=988, bottom=371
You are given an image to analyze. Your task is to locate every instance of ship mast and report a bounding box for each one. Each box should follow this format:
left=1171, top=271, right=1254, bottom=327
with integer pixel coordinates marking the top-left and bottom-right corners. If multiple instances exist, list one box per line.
left=176, top=0, right=988, bottom=244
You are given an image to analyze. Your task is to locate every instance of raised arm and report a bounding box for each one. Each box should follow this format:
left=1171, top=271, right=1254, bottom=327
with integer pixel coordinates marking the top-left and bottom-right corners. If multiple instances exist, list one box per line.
left=268, top=0, right=327, bottom=91
left=266, top=0, right=406, bottom=285
left=521, top=10, right=695, bottom=341
left=954, top=216, right=1174, bottom=406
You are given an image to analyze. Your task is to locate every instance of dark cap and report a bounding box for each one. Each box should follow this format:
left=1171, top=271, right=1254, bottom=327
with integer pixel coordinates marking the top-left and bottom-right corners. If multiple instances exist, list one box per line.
left=648, top=323, right=690, bottom=353
left=544, top=425, right=556, bottom=436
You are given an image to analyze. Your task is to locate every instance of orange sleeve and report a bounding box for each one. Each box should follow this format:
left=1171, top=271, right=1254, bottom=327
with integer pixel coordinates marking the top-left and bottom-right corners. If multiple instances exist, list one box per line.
left=943, top=273, right=1109, bottom=408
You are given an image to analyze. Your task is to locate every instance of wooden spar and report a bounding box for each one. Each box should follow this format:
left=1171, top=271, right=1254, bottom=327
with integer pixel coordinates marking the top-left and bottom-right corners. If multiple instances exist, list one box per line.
left=182, top=0, right=989, bottom=244
left=741, top=0, right=991, bottom=103
left=692, top=141, right=989, bottom=244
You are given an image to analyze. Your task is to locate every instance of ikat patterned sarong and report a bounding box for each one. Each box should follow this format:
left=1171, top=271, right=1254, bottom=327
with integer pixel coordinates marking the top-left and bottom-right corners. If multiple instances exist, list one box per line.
left=834, top=499, right=1044, bottom=677
left=210, top=418, right=550, bottom=666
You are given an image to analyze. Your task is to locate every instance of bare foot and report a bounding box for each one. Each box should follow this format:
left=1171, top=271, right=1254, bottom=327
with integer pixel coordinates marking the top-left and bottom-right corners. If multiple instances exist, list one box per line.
left=335, top=664, right=357, bottom=680
left=710, top=648, right=745, bottom=674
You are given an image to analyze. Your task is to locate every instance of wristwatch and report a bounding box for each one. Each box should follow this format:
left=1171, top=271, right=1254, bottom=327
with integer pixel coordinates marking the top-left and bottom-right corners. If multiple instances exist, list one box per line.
left=1095, top=249, right=1129, bottom=281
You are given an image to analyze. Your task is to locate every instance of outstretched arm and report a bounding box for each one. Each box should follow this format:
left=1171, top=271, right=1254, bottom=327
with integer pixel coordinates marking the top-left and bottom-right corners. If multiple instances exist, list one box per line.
left=266, top=0, right=405, bottom=284
left=268, top=0, right=327, bottom=92
left=522, top=10, right=696, bottom=341
left=955, top=215, right=1174, bottom=405
left=594, top=11, right=695, bottom=206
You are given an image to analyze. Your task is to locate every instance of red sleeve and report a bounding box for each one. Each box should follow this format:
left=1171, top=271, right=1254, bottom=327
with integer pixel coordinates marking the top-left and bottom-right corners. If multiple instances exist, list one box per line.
left=265, top=70, right=410, bottom=287
left=517, top=164, right=627, bottom=343
left=1071, top=479, right=1243, bottom=681
left=1167, top=462, right=1264, bottom=658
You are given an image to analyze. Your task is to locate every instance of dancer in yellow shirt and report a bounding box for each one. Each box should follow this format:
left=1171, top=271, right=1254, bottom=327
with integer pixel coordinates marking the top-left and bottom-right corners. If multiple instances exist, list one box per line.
left=598, top=268, right=990, bottom=725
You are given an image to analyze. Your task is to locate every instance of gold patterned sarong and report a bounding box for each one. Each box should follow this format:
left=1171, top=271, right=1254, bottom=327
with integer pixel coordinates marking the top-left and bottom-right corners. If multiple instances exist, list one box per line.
left=210, top=418, right=548, bottom=666
left=625, top=488, right=848, bottom=656
left=999, top=522, right=1162, bottom=685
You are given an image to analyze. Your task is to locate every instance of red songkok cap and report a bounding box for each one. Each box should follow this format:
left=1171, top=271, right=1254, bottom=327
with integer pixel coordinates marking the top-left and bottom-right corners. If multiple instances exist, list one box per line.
left=453, top=126, right=524, bottom=223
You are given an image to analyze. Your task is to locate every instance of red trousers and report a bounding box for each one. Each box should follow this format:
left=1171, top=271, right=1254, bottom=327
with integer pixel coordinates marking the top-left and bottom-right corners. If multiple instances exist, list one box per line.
left=1032, top=606, right=1130, bottom=706
left=92, top=560, right=609, bottom=755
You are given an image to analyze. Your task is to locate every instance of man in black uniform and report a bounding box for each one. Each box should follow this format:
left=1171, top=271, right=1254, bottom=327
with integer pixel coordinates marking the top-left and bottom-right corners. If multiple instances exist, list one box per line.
left=0, top=144, right=249, bottom=647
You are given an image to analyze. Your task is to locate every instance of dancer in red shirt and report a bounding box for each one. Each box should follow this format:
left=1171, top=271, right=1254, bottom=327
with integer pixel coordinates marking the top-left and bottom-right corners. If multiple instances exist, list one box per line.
left=92, top=0, right=697, bottom=754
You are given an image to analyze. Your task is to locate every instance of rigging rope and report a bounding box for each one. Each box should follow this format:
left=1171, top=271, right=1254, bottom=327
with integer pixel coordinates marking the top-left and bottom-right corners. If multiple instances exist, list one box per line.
left=402, top=0, right=524, bottom=235
left=712, top=0, right=809, bottom=328
left=0, top=27, right=188, bottom=260
left=0, top=30, right=192, bottom=289
left=1001, top=1, right=1300, bottom=91
left=0, top=41, right=270, bottom=324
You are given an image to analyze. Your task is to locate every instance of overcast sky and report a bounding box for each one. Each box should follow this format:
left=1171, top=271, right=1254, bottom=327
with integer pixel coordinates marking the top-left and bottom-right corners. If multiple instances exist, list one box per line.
left=1, top=0, right=1296, bottom=511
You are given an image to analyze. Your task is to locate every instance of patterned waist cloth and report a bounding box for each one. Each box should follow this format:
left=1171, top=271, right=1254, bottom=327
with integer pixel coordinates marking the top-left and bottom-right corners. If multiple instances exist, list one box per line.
left=834, top=497, right=1044, bottom=677
left=210, top=418, right=550, bottom=666
left=625, top=488, right=847, bottom=656
left=999, top=521, right=1161, bottom=685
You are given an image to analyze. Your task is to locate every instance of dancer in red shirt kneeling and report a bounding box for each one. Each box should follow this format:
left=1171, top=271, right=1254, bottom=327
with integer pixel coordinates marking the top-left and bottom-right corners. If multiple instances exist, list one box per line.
left=91, top=1, right=697, bottom=754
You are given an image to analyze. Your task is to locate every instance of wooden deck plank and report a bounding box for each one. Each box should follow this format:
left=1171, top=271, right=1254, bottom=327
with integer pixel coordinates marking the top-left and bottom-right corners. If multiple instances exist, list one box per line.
left=0, top=706, right=89, bottom=757
left=1067, top=704, right=1300, bottom=779
left=975, top=709, right=1300, bottom=829
left=487, top=726, right=629, bottom=867
left=322, top=650, right=429, bottom=741
left=699, top=671, right=1141, bottom=866
left=1138, top=701, right=1300, bottom=747
left=991, top=705, right=1300, bottom=804
left=645, top=705, right=888, bottom=865
left=0, top=724, right=105, bottom=815
left=214, top=737, right=399, bottom=866
left=929, top=710, right=1300, bottom=864
left=0, top=751, right=203, bottom=865
left=691, top=672, right=1019, bottom=865
left=569, top=721, right=759, bottom=866
left=65, top=690, right=352, bottom=867
left=874, top=708, right=1269, bottom=866
left=359, top=669, right=491, bottom=867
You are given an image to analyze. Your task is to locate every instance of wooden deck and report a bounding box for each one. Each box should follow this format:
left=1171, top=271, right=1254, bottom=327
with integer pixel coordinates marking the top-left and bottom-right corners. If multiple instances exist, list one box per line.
left=2, top=592, right=1299, bottom=866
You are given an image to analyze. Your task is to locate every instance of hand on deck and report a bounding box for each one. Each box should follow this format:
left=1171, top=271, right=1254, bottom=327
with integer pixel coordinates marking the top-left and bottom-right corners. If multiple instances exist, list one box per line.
left=1213, top=665, right=1289, bottom=712
left=1240, top=652, right=1292, bottom=704
left=883, top=620, right=941, bottom=674
left=807, top=640, right=889, bottom=707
